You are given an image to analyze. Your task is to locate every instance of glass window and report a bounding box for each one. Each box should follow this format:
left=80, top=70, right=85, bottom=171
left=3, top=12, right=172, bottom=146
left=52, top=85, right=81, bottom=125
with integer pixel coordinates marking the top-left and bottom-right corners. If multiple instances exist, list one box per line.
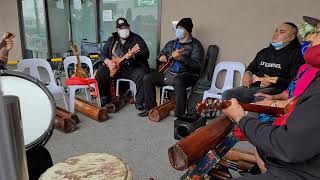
left=99, top=0, right=160, bottom=69
left=21, top=0, right=49, bottom=59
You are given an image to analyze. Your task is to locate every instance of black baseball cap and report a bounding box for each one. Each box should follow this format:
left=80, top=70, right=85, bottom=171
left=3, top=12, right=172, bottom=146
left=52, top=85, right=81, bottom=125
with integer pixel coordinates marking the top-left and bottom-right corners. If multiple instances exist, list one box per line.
left=303, top=16, right=320, bottom=26
left=116, top=18, right=130, bottom=28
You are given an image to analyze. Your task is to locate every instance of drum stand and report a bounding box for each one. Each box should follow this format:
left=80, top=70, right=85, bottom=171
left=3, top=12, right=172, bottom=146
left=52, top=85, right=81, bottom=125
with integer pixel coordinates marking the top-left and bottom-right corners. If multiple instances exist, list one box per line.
left=181, top=133, right=238, bottom=180
left=0, top=93, right=29, bottom=180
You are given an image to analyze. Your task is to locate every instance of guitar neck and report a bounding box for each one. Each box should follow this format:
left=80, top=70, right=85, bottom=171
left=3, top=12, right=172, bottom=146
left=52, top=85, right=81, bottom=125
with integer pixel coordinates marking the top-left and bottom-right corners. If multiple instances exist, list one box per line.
left=75, top=54, right=81, bottom=68
left=0, top=40, right=6, bottom=49
left=222, top=101, right=286, bottom=117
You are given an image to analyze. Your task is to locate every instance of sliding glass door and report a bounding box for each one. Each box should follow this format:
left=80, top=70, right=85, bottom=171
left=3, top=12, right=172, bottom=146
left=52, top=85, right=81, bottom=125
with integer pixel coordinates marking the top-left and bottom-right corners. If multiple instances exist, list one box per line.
left=99, top=0, right=160, bottom=68
left=20, top=0, right=49, bottom=59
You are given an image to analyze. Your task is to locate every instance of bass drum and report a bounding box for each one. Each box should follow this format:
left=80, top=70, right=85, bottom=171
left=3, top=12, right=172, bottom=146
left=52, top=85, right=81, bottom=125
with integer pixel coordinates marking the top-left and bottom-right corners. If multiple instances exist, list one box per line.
left=0, top=70, right=56, bottom=150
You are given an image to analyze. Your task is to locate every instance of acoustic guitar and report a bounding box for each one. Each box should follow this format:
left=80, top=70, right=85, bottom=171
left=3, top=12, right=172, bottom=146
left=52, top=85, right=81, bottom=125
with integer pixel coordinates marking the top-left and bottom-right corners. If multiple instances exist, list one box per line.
left=0, top=32, right=15, bottom=49
left=196, top=97, right=298, bottom=117
left=109, top=44, right=140, bottom=77
left=71, top=44, right=89, bottom=78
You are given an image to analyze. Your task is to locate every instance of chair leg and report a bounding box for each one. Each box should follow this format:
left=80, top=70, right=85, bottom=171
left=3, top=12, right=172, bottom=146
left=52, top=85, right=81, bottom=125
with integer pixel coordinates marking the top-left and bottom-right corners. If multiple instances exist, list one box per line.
left=95, top=84, right=101, bottom=107
left=69, top=87, right=75, bottom=113
left=85, top=88, right=90, bottom=101
left=116, top=80, right=120, bottom=97
left=60, top=88, right=68, bottom=111
left=160, top=87, right=166, bottom=104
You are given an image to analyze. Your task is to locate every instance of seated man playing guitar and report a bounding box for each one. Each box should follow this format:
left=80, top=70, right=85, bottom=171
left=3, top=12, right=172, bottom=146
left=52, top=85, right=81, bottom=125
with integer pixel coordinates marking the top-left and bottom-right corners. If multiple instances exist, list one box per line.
left=138, top=18, right=204, bottom=117
left=95, top=18, right=150, bottom=109
left=223, top=16, right=320, bottom=180
left=222, top=22, right=305, bottom=103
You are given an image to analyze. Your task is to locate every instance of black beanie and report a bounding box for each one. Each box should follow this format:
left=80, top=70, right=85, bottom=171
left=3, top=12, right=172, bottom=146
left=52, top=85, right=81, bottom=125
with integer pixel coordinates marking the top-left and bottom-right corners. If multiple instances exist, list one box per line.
left=176, top=18, right=193, bottom=34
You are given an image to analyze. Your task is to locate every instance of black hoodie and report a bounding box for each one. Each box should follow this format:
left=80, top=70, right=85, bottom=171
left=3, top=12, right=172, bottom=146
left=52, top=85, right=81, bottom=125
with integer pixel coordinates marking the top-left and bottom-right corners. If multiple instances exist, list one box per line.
left=246, top=38, right=305, bottom=91
left=239, top=71, right=320, bottom=180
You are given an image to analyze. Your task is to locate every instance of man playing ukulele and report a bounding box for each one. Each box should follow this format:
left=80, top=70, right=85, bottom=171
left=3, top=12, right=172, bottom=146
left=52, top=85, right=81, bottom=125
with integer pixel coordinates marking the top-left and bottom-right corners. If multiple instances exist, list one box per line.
left=95, top=18, right=150, bottom=109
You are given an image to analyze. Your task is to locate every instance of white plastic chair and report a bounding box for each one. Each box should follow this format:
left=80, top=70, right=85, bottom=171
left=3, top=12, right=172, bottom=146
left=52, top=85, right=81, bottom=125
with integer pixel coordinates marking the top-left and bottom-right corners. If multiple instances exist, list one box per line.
left=203, top=61, right=245, bottom=100
left=116, top=78, right=137, bottom=101
left=63, top=56, right=101, bottom=113
left=160, top=86, right=192, bottom=104
left=17, top=58, right=68, bottom=110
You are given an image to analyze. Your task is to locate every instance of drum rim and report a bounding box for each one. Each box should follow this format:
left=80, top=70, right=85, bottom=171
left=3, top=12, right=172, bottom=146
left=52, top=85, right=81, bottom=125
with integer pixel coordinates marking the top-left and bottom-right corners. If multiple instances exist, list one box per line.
left=0, top=70, right=56, bottom=149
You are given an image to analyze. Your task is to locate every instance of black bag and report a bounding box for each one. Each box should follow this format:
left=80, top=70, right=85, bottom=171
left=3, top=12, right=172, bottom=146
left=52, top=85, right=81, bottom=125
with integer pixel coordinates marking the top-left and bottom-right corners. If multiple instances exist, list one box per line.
left=187, top=45, right=219, bottom=114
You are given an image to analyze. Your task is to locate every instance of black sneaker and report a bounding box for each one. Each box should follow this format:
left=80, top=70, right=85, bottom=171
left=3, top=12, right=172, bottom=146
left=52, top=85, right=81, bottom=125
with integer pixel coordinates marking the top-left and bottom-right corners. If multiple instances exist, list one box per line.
left=101, top=96, right=111, bottom=107
left=135, top=103, right=145, bottom=111
left=138, top=110, right=149, bottom=117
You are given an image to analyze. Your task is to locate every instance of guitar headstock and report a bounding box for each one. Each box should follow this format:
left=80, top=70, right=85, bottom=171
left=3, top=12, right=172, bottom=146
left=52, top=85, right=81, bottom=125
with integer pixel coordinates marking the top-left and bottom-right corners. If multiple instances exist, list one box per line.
left=2, top=32, right=15, bottom=41
left=196, top=98, right=225, bottom=114
left=71, top=44, right=79, bottom=55
left=130, top=44, right=140, bottom=54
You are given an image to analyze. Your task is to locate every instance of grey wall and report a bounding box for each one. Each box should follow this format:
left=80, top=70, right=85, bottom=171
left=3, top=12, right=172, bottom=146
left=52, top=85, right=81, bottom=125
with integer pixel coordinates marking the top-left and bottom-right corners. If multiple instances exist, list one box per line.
left=161, top=0, right=320, bottom=66
left=0, top=0, right=22, bottom=61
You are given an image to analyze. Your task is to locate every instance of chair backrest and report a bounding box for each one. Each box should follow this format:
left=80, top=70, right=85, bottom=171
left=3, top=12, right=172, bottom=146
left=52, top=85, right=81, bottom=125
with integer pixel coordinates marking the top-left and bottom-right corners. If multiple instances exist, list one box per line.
left=17, top=58, right=56, bottom=85
left=63, top=56, right=94, bottom=79
left=209, top=61, right=246, bottom=94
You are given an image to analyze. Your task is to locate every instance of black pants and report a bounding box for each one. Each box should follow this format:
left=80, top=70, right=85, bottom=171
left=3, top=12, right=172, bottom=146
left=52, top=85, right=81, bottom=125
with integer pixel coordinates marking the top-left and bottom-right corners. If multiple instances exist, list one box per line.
left=95, top=64, right=148, bottom=104
left=222, top=86, right=282, bottom=103
left=26, top=146, right=53, bottom=180
left=143, top=71, right=198, bottom=117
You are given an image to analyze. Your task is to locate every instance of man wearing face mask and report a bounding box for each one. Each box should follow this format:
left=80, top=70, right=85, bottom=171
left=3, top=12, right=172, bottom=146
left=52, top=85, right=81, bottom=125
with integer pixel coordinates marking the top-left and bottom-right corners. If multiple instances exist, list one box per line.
left=223, top=16, right=320, bottom=180
left=95, top=18, right=150, bottom=109
left=138, top=18, right=204, bottom=117
left=222, top=22, right=305, bottom=103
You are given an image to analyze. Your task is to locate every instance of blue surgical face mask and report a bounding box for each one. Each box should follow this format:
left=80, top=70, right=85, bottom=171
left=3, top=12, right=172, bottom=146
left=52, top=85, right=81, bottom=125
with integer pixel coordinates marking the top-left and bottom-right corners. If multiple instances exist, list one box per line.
left=301, top=41, right=311, bottom=56
left=175, top=28, right=185, bottom=39
left=271, top=41, right=285, bottom=50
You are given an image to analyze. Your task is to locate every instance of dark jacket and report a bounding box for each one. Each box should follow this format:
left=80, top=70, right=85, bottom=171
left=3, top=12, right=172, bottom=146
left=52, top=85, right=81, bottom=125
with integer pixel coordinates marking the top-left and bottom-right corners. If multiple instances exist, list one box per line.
left=157, top=36, right=204, bottom=75
left=239, top=71, right=320, bottom=180
left=100, top=32, right=150, bottom=73
left=246, top=38, right=305, bottom=91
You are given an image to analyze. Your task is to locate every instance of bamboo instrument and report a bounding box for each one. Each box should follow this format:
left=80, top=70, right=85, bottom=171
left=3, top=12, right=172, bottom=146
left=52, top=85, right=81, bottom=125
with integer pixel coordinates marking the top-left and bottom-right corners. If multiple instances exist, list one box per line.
left=74, top=97, right=109, bottom=122
left=148, top=100, right=176, bottom=122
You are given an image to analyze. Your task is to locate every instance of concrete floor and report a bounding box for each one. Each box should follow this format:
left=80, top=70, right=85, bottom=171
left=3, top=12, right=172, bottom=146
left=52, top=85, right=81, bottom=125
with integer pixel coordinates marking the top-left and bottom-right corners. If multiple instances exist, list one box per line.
left=46, top=97, right=253, bottom=180
left=6, top=65, right=253, bottom=179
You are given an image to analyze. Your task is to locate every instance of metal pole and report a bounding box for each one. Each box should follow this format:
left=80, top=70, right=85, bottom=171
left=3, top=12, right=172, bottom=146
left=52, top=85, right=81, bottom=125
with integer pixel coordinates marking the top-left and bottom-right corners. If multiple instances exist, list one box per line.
left=0, top=82, right=29, bottom=180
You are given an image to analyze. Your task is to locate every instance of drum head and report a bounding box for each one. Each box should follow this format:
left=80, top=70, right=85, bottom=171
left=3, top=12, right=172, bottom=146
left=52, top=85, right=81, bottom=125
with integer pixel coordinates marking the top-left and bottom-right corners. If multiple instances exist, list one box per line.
left=39, top=153, right=133, bottom=180
left=0, top=70, right=55, bottom=149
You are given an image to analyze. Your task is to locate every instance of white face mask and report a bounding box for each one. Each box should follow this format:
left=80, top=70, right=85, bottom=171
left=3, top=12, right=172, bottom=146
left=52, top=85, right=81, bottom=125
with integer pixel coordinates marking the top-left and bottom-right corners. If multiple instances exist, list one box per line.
left=118, top=29, right=130, bottom=39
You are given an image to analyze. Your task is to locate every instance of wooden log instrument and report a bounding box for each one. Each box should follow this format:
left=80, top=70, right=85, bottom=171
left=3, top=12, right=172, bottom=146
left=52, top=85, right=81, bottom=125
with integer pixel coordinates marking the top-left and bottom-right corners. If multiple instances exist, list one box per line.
left=168, top=115, right=234, bottom=171
left=71, top=44, right=89, bottom=78
left=56, top=106, right=79, bottom=124
left=109, top=44, right=140, bottom=77
left=169, top=97, right=297, bottom=173
left=0, top=32, right=15, bottom=49
left=197, top=97, right=298, bottom=117
left=148, top=100, right=176, bottom=122
left=74, top=97, right=109, bottom=122
left=54, top=106, right=78, bottom=133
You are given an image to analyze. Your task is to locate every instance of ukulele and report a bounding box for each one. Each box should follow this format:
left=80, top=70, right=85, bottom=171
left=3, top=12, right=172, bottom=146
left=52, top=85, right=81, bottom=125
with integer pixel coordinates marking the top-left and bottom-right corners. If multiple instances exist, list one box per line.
left=159, top=48, right=184, bottom=74
left=71, top=44, right=89, bottom=78
left=109, top=44, right=140, bottom=77
left=0, top=32, right=15, bottom=49
left=196, top=97, right=298, bottom=117
left=159, top=56, right=174, bottom=74
left=253, top=74, right=278, bottom=84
